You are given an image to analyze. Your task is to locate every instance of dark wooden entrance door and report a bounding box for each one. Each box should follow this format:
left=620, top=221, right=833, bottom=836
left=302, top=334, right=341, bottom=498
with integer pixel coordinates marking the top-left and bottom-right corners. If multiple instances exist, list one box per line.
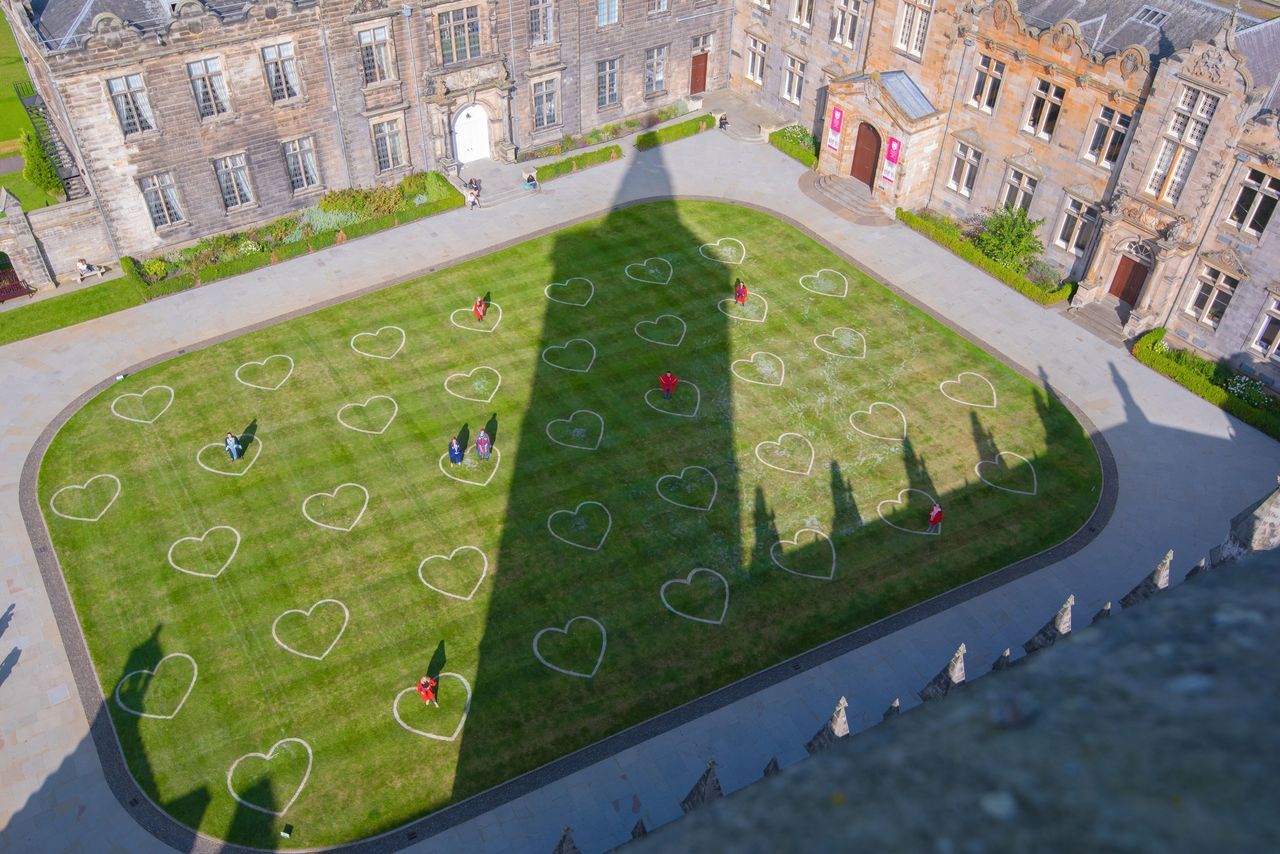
left=690, top=52, right=708, bottom=95
left=1108, top=255, right=1150, bottom=306
left=851, top=122, right=880, bottom=191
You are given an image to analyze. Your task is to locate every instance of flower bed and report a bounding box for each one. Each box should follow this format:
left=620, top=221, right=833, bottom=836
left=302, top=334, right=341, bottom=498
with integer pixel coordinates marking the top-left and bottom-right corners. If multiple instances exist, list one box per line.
left=517, top=104, right=686, bottom=162
left=769, top=125, right=819, bottom=168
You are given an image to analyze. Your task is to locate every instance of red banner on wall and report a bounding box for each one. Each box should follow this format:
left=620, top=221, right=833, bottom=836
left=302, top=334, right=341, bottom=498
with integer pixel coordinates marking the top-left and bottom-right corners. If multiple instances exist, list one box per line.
left=881, top=136, right=902, bottom=183
left=826, top=107, right=844, bottom=152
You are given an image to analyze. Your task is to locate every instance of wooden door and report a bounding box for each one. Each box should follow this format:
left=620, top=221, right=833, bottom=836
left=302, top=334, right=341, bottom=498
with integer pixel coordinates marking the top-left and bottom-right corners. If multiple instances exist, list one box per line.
left=851, top=122, right=880, bottom=191
left=690, top=52, right=708, bottom=95
left=1108, top=255, right=1150, bottom=306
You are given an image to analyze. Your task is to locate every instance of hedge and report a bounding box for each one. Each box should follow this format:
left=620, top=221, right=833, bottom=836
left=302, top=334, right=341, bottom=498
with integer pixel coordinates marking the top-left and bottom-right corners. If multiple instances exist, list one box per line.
left=340, top=213, right=399, bottom=240
left=635, top=114, right=715, bottom=150
left=537, top=145, right=623, bottom=182
left=272, top=241, right=311, bottom=262
left=308, top=230, right=339, bottom=251
left=143, top=273, right=198, bottom=299
left=895, top=209, right=1073, bottom=306
left=198, top=250, right=274, bottom=284
left=768, top=129, right=819, bottom=169
left=1133, top=328, right=1280, bottom=441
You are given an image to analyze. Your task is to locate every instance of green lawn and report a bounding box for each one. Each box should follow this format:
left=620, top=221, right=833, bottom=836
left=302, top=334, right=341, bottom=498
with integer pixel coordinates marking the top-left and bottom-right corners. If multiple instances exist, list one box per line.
left=0, top=276, right=142, bottom=344
left=0, top=169, right=59, bottom=211
left=39, top=201, right=1101, bottom=847
left=0, top=15, right=32, bottom=154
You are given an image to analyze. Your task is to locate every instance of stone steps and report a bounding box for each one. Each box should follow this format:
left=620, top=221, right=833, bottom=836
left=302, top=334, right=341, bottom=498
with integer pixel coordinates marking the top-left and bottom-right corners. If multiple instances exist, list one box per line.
left=814, top=175, right=894, bottom=225
left=1067, top=300, right=1130, bottom=349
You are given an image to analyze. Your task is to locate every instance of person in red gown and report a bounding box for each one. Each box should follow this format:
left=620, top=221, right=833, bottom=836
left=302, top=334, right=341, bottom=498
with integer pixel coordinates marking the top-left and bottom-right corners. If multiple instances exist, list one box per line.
left=928, top=503, right=943, bottom=534
left=734, top=279, right=748, bottom=305
left=417, top=675, right=439, bottom=707
left=659, top=371, right=679, bottom=399
left=473, top=296, right=487, bottom=321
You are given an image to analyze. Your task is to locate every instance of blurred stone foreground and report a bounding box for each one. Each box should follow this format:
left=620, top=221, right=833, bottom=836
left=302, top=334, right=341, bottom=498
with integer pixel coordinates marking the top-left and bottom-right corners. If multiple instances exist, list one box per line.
left=627, top=482, right=1280, bottom=852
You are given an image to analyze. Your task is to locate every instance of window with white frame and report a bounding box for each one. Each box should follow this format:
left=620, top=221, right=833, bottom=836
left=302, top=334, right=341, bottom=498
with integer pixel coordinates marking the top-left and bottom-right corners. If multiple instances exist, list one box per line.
left=753, top=0, right=770, bottom=7
left=439, top=7, right=481, bottom=64
left=283, top=136, right=320, bottom=192
left=645, top=46, right=667, bottom=94
left=790, top=0, right=815, bottom=27
left=948, top=141, right=982, bottom=197
left=1024, top=78, right=1065, bottom=140
left=1252, top=298, right=1280, bottom=361
left=261, top=43, right=300, bottom=102
left=107, top=74, right=155, bottom=135
left=894, top=0, right=932, bottom=58
left=597, top=58, right=618, bottom=108
left=1146, top=84, right=1218, bottom=203
left=533, top=78, right=558, bottom=128
left=358, top=26, right=393, bottom=85
left=213, top=153, right=253, bottom=210
left=1002, top=168, right=1037, bottom=212
left=1185, top=265, right=1237, bottom=328
left=139, top=172, right=182, bottom=227
left=529, top=0, right=555, bottom=45
left=746, top=37, right=766, bottom=84
left=1085, top=106, right=1131, bottom=169
left=597, top=0, right=618, bottom=26
left=1228, top=168, right=1280, bottom=236
left=648, top=0, right=668, bottom=13
left=1055, top=197, right=1099, bottom=254
left=830, top=0, right=860, bottom=48
left=187, top=59, right=228, bottom=119
left=969, top=54, right=1004, bottom=113
left=372, top=118, right=405, bottom=172
left=693, top=34, right=712, bottom=54
left=782, top=55, right=806, bottom=105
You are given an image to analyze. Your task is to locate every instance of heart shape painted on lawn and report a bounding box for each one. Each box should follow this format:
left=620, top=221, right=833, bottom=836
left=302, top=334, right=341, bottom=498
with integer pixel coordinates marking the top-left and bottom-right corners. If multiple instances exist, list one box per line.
left=699, top=237, right=746, bottom=265
left=546, top=500, right=612, bottom=551
left=655, top=465, right=718, bottom=512
left=350, top=325, right=406, bottom=360
left=770, top=528, right=837, bottom=581
left=272, top=599, right=350, bottom=661
left=716, top=293, right=769, bottom=323
left=438, top=445, right=501, bottom=486
left=196, top=438, right=262, bottom=477
left=644, top=381, right=701, bottom=418
left=449, top=302, right=503, bottom=333
left=731, top=351, right=786, bottom=387
left=939, top=371, right=998, bottom=409
left=226, top=738, right=312, bottom=817
left=49, top=474, right=121, bottom=522
left=799, top=269, right=850, bottom=298
left=167, top=525, right=241, bottom=579
left=624, top=257, right=673, bottom=285
left=113, top=652, right=197, bottom=720
left=110, top=385, right=174, bottom=424
left=234, top=355, right=294, bottom=391
left=541, top=338, right=597, bottom=373
left=418, top=546, right=489, bottom=601
left=813, top=327, right=867, bottom=359
left=533, top=616, right=607, bottom=678
left=634, top=313, right=686, bottom=347
left=444, top=366, right=502, bottom=403
left=877, top=488, right=941, bottom=536
left=660, top=568, right=729, bottom=625
left=976, top=452, right=1038, bottom=496
left=301, top=483, right=369, bottom=532
left=754, top=432, right=815, bottom=476
left=392, top=672, right=473, bottom=741
left=546, top=409, right=605, bottom=451
left=849, top=402, right=908, bottom=442
left=545, top=278, right=595, bottom=307
left=336, top=395, right=398, bottom=435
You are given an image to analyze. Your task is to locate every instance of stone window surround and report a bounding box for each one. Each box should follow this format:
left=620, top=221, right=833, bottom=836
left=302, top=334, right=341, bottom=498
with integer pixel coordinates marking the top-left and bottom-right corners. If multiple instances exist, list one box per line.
left=282, top=135, right=323, bottom=195
left=596, top=57, right=621, bottom=111
left=1183, top=264, right=1238, bottom=330
left=1002, top=166, right=1038, bottom=212
left=745, top=33, right=768, bottom=87
left=257, top=39, right=304, bottom=105
left=946, top=139, right=983, bottom=198
left=529, top=0, right=556, bottom=46
left=596, top=0, right=620, bottom=28
left=369, top=110, right=410, bottom=174
left=1054, top=195, right=1099, bottom=255
left=1250, top=297, right=1280, bottom=362
left=436, top=4, right=484, bottom=66
left=892, top=0, right=933, bottom=62
left=645, top=44, right=669, bottom=97
left=1022, top=77, right=1065, bottom=142
left=354, top=18, right=399, bottom=88
left=105, top=70, right=158, bottom=138
left=829, top=0, right=861, bottom=50
left=781, top=52, right=806, bottom=106
left=186, top=56, right=232, bottom=122
left=530, top=73, right=561, bottom=132
left=1144, top=82, right=1219, bottom=205
left=648, top=0, right=671, bottom=16
left=789, top=0, right=815, bottom=29
left=138, top=171, right=186, bottom=231
left=1081, top=104, right=1132, bottom=172
left=211, top=150, right=257, bottom=212
left=1227, top=167, right=1280, bottom=238
left=967, top=54, right=1004, bottom=115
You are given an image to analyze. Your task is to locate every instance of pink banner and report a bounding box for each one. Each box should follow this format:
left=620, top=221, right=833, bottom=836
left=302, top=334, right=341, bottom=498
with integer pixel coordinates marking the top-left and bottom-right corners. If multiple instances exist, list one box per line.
left=881, top=136, right=902, bottom=183
left=826, top=107, right=844, bottom=152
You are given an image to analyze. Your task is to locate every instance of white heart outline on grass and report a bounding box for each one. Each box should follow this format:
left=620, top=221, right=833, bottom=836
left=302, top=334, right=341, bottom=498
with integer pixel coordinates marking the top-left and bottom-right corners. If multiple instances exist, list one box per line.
left=49, top=474, right=121, bottom=522
left=546, top=500, right=612, bottom=551
left=655, top=466, right=718, bottom=512
left=545, top=409, right=605, bottom=451
left=770, top=528, right=837, bottom=581
left=624, top=257, right=673, bottom=284
left=633, top=313, right=686, bottom=348
left=234, top=355, right=294, bottom=391
left=939, top=371, right=998, bottom=409
left=196, top=439, right=262, bottom=477
left=226, top=738, right=313, bottom=817
left=443, top=366, right=502, bottom=403
left=417, top=546, right=489, bottom=601
left=301, top=482, right=369, bottom=532
left=699, top=237, right=746, bottom=265
left=271, top=599, right=350, bottom=661
left=716, top=293, right=769, bottom=323
left=392, top=672, right=473, bottom=741
left=541, top=338, right=597, bottom=373
left=660, top=568, right=729, bottom=625
left=813, top=327, right=867, bottom=359
left=167, top=525, right=241, bottom=579
left=113, top=652, right=197, bottom=720
left=644, top=381, right=702, bottom=419
left=349, top=325, right=406, bottom=360
left=731, top=351, right=786, bottom=387
left=799, top=269, right=850, bottom=298
left=877, top=488, right=941, bottom=536
left=849, top=402, right=908, bottom=442
left=336, top=395, right=399, bottom=435
left=449, top=302, right=503, bottom=333
left=754, top=432, right=815, bottom=477
left=976, top=452, right=1038, bottom=496
left=544, top=278, right=595, bottom=307
left=110, top=385, right=174, bottom=424
left=533, top=616, right=607, bottom=678
left=438, top=445, right=501, bottom=487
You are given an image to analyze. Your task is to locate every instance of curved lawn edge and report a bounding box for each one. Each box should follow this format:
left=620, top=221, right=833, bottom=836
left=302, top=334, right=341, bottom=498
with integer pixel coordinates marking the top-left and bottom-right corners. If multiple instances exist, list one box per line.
left=18, top=196, right=1116, bottom=854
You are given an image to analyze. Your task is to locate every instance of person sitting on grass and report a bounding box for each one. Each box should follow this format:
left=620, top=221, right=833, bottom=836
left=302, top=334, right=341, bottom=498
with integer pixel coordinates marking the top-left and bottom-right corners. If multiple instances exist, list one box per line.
left=417, top=675, right=439, bottom=708
left=659, top=371, right=679, bottom=399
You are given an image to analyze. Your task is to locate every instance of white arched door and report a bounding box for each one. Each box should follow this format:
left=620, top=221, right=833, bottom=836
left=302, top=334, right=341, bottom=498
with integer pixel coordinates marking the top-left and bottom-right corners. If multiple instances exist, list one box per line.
left=453, top=105, right=490, bottom=163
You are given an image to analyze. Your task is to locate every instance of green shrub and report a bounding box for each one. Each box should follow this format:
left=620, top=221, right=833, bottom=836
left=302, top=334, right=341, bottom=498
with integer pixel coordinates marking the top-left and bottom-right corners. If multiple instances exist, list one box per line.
left=198, top=250, right=273, bottom=283
left=536, top=145, right=623, bottom=181
left=20, top=130, right=62, bottom=195
left=635, top=114, right=715, bottom=150
left=397, top=171, right=453, bottom=203
left=273, top=241, right=311, bottom=262
left=308, top=230, right=339, bottom=250
left=768, top=126, right=819, bottom=168
left=141, top=257, right=171, bottom=281
left=319, top=186, right=401, bottom=218
left=141, top=273, right=197, bottom=300
left=340, top=213, right=398, bottom=240
left=974, top=206, right=1045, bottom=273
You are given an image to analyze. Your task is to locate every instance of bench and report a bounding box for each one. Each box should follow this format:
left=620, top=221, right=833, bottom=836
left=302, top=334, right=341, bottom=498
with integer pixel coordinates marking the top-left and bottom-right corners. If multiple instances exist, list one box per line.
left=76, top=265, right=107, bottom=283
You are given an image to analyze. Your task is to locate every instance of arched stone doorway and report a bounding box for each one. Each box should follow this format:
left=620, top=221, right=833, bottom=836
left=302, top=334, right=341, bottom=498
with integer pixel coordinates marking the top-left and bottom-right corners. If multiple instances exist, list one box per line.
left=850, top=122, right=881, bottom=191
left=453, top=104, right=491, bottom=164
left=1109, top=239, right=1153, bottom=307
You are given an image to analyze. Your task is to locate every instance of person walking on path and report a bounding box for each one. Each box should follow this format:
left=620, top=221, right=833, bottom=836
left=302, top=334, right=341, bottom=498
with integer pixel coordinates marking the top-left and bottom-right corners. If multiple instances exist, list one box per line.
left=734, top=278, right=748, bottom=306
left=927, top=502, right=943, bottom=534
left=476, top=429, right=492, bottom=461
left=473, top=296, right=487, bottom=322
left=448, top=436, right=464, bottom=465
left=224, top=432, right=240, bottom=461
left=659, top=371, right=679, bottom=399
left=417, top=675, right=440, bottom=707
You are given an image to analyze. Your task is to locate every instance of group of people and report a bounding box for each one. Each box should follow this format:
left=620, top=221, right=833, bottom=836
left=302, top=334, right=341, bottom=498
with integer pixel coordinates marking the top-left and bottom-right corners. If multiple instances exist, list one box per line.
left=447, top=429, right=492, bottom=465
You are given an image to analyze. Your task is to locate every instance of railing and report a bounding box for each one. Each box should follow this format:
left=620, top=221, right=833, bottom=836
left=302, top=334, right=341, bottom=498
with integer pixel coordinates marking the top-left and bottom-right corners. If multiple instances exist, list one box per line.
left=12, top=82, right=88, bottom=201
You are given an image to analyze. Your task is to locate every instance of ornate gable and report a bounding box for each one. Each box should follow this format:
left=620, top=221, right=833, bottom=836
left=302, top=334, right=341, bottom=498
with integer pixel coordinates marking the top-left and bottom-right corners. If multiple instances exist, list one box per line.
left=1201, top=248, right=1249, bottom=279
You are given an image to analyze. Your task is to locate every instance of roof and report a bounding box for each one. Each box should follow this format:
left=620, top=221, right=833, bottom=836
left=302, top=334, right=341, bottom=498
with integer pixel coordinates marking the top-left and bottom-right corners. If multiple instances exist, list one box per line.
left=1236, top=16, right=1280, bottom=112
left=1018, top=0, right=1259, bottom=61
left=25, top=0, right=243, bottom=51
left=833, top=70, right=940, bottom=121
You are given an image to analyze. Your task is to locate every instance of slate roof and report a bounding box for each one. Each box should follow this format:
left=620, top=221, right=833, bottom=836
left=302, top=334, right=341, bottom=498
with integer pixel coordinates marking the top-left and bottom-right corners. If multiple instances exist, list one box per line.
left=836, top=70, right=939, bottom=121
left=1235, top=17, right=1280, bottom=111
left=27, top=0, right=243, bottom=50
left=1018, top=0, right=1258, bottom=60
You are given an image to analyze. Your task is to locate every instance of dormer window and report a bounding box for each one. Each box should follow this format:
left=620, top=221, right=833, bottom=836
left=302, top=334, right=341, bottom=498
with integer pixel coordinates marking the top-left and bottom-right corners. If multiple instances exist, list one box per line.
left=1133, top=7, right=1169, bottom=26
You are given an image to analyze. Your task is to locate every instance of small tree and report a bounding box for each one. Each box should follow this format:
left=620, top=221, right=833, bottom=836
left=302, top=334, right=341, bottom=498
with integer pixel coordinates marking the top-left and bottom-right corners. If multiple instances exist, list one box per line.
left=974, top=206, right=1044, bottom=273
left=20, top=130, right=63, bottom=196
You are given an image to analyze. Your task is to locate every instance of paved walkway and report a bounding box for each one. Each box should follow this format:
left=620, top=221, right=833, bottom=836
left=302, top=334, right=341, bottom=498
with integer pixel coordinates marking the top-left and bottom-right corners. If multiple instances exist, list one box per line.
left=2, top=132, right=1278, bottom=853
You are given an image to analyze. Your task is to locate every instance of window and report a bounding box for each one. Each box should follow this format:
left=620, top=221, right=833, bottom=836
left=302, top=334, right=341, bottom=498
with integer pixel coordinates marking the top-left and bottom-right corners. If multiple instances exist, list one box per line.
left=645, top=46, right=667, bottom=95
left=1002, top=168, right=1037, bottom=212
left=969, top=54, right=1003, bottom=112
left=782, top=55, right=806, bottom=105
left=187, top=59, right=228, bottom=119
left=597, top=59, right=619, bottom=108
left=746, top=37, right=766, bottom=84
left=1185, top=266, right=1237, bottom=328
left=1024, top=78, right=1065, bottom=140
left=1252, top=298, right=1280, bottom=361
left=213, top=154, right=253, bottom=209
left=372, top=118, right=405, bottom=172
left=648, top=0, right=668, bottom=12
left=439, top=7, right=481, bottom=64
left=139, top=173, right=182, bottom=227
left=1146, top=85, right=1218, bottom=203
left=261, top=43, right=300, bottom=102
left=830, top=0, right=861, bottom=48
left=597, top=0, right=618, bottom=26
left=894, top=0, right=932, bottom=58
left=1085, top=107, right=1131, bottom=169
left=533, top=78, right=558, bottom=128
left=1229, top=169, right=1280, bottom=236
left=1134, top=6, right=1169, bottom=26
left=693, top=34, right=713, bottom=54
left=283, top=137, right=320, bottom=192
left=790, top=0, right=815, bottom=27
left=1056, top=198, right=1099, bottom=254
left=107, top=74, right=155, bottom=135
left=529, top=0, right=555, bottom=45
left=947, top=142, right=982, bottom=197
left=358, top=26, right=393, bottom=85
